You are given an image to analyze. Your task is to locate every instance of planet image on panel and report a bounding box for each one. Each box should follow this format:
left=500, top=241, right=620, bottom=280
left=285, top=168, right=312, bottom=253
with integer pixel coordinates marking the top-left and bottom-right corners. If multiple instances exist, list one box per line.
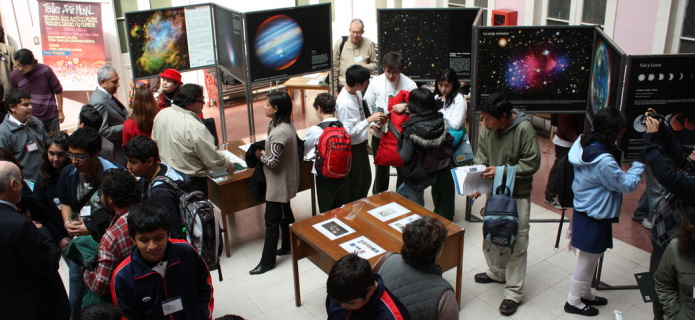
left=671, top=113, right=686, bottom=131
left=498, top=37, right=508, bottom=47
left=633, top=116, right=647, bottom=133
left=659, top=73, right=665, bottom=80
left=686, top=114, right=695, bottom=130
left=680, top=73, right=684, bottom=80
left=590, top=42, right=610, bottom=114
left=648, top=74, right=655, bottom=81
left=254, top=15, right=303, bottom=70
left=638, top=74, right=646, bottom=81
left=666, top=114, right=673, bottom=124
left=669, top=73, right=674, bottom=80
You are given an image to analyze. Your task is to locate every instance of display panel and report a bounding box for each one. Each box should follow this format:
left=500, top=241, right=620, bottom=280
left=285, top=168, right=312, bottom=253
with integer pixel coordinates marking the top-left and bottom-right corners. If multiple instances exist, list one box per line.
left=621, top=54, right=695, bottom=159
left=377, top=8, right=480, bottom=81
left=587, top=28, right=626, bottom=122
left=474, top=26, right=595, bottom=113
left=245, top=3, right=332, bottom=83
left=126, top=5, right=215, bottom=80
left=213, top=5, right=245, bottom=82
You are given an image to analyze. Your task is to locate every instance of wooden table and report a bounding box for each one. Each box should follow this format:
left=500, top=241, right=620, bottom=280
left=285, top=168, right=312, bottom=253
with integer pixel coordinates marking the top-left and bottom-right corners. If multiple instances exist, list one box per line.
left=284, top=72, right=331, bottom=115
left=290, top=191, right=465, bottom=307
left=207, top=138, right=317, bottom=257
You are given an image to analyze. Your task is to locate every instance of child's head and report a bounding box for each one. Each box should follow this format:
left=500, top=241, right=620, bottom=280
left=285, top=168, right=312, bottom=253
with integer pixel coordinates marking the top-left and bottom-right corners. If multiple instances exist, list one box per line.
left=79, top=105, right=104, bottom=131
left=345, top=65, right=370, bottom=88
left=128, top=200, right=171, bottom=262
left=75, top=303, right=123, bottom=320
left=434, top=68, right=460, bottom=101
left=406, top=88, right=437, bottom=115
left=5, top=88, right=32, bottom=123
left=326, top=253, right=377, bottom=311
left=312, top=92, right=336, bottom=116
left=123, top=135, right=160, bottom=178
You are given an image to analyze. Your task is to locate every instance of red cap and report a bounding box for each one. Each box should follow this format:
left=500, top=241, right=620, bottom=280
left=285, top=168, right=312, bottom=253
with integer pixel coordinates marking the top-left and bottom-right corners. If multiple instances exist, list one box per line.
left=159, top=69, right=183, bottom=85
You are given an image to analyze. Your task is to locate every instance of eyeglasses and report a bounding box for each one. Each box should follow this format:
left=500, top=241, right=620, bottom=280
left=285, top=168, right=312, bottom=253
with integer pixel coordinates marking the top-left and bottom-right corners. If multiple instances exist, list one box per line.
left=66, top=152, right=90, bottom=160
left=195, top=99, right=205, bottom=104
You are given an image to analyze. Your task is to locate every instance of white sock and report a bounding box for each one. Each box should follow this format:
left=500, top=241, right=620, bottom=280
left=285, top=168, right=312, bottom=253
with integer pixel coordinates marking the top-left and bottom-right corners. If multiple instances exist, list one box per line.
left=581, top=272, right=596, bottom=301
left=567, top=276, right=587, bottom=309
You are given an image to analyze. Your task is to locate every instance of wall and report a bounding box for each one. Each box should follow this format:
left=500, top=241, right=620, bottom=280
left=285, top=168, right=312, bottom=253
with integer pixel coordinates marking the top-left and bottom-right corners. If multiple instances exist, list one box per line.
left=612, top=0, right=659, bottom=54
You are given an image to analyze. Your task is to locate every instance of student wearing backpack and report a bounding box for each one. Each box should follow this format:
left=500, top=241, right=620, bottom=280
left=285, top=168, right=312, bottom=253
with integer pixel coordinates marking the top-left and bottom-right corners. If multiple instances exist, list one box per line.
left=303, top=93, right=351, bottom=213
left=471, top=94, right=541, bottom=316
left=397, top=88, right=451, bottom=206
left=564, top=107, right=644, bottom=317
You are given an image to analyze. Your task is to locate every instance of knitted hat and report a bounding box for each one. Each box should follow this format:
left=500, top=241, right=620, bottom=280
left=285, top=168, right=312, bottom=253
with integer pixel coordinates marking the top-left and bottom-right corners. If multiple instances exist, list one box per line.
left=159, top=69, right=183, bottom=85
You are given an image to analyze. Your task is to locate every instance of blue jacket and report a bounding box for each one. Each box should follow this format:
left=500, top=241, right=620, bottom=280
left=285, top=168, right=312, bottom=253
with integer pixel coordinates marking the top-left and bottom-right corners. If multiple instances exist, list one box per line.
left=111, top=239, right=213, bottom=320
left=568, top=137, right=644, bottom=219
left=142, top=163, right=191, bottom=239
left=326, top=273, right=411, bottom=320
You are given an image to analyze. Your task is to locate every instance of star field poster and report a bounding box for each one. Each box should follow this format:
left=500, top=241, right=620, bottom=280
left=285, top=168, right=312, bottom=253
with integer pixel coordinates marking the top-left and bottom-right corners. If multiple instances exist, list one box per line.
left=587, top=29, right=625, bottom=122
left=245, top=3, right=332, bottom=83
left=377, top=8, right=480, bottom=81
left=213, top=5, right=245, bottom=82
left=621, top=54, right=695, bottom=158
left=474, top=26, right=595, bottom=113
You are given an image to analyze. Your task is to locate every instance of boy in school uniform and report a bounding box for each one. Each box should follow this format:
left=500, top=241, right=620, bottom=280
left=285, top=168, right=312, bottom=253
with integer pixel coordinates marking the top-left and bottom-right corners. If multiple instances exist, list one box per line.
left=335, top=65, right=385, bottom=201
left=304, top=92, right=350, bottom=213
left=111, top=201, right=213, bottom=320
left=0, top=88, right=47, bottom=180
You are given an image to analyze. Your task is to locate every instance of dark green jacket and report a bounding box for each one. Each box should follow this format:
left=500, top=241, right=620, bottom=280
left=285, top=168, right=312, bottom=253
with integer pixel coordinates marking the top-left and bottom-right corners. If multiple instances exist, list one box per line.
left=65, top=236, right=109, bottom=307
left=654, top=239, right=695, bottom=320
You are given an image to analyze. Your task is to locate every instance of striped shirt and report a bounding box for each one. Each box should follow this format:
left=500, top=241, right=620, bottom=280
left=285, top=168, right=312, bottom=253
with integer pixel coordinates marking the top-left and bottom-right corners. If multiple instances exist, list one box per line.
left=9, top=63, right=63, bottom=121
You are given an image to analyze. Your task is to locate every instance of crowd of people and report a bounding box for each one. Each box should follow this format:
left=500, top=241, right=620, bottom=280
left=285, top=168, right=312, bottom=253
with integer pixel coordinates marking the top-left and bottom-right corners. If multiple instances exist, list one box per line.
left=0, top=18, right=693, bottom=320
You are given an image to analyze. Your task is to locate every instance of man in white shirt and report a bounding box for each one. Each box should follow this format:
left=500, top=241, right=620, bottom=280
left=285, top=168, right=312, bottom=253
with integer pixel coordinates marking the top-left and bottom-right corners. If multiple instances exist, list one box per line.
left=363, top=52, right=417, bottom=195
left=336, top=65, right=385, bottom=201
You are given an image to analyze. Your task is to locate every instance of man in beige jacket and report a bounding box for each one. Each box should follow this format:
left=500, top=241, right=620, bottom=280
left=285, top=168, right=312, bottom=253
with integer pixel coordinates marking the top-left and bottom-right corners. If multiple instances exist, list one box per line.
left=151, top=84, right=233, bottom=197
left=332, top=19, right=377, bottom=95
left=0, top=26, right=16, bottom=95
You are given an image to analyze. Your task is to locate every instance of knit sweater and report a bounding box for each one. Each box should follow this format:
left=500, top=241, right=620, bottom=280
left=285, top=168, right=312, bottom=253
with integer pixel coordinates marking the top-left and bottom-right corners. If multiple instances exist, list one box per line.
left=263, top=122, right=299, bottom=203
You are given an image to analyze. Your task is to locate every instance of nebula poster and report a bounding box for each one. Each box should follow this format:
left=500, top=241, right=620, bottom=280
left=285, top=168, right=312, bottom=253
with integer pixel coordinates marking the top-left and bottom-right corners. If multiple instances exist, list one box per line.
left=213, top=5, right=245, bottom=82
left=587, top=29, right=625, bottom=122
left=377, top=8, right=480, bottom=80
left=245, top=3, right=332, bottom=82
left=474, top=26, right=594, bottom=112
left=38, top=1, right=105, bottom=91
left=621, top=54, right=695, bottom=158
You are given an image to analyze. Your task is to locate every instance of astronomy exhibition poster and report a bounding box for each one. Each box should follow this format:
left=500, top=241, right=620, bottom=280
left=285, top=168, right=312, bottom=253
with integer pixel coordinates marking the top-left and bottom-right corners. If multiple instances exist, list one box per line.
left=621, top=54, right=695, bottom=158
left=127, top=5, right=215, bottom=80
left=378, top=8, right=479, bottom=80
left=213, top=5, right=245, bottom=82
left=475, top=26, right=594, bottom=113
left=245, top=3, right=332, bottom=82
left=38, top=1, right=105, bottom=91
left=588, top=29, right=625, bottom=121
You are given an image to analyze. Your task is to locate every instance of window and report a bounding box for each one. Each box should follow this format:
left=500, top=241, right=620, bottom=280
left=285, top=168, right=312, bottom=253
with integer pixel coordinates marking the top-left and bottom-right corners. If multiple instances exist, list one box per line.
left=114, top=0, right=139, bottom=54
left=546, top=0, right=571, bottom=25
left=449, top=0, right=493, bottom=26
left=679, top=0, right=695, bottom=52
left=542, top=0, right=616, bottom=34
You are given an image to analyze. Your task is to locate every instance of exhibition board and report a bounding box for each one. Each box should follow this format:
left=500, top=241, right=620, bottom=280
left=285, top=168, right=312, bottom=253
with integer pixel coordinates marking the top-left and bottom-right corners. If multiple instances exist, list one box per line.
left=213, top=4, right=246, bottom=83
left=587, top=28, right=626, bottom=124
left=377, top=7, right=481, bottom=81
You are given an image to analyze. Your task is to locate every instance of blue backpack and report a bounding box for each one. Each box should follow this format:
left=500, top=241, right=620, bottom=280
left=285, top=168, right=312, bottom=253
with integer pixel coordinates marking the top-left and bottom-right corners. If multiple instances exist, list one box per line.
left=482, top=165, right=519, bottom=252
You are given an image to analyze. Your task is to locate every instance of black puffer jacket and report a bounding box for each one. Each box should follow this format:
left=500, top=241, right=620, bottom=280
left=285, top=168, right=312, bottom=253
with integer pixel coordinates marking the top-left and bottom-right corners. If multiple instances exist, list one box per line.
left=398, top=112, right=449, bottom=183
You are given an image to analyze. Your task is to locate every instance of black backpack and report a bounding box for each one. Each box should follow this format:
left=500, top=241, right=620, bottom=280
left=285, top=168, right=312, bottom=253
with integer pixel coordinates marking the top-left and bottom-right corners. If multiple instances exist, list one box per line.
left=556, top=155, right=575, bottom=209
left=482, top=166, right=519, bottom=252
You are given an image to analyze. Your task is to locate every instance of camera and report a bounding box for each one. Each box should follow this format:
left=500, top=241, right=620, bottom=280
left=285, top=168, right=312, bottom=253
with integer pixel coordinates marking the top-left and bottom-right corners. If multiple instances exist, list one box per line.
left=639, top=112, right=665, bottom=125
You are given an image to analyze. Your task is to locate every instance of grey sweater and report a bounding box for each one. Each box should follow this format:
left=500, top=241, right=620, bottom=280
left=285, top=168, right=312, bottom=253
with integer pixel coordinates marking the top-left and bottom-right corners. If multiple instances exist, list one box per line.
left=263, top=122, right=299, bottom=203
left=0, top=114, right=47, bottom=180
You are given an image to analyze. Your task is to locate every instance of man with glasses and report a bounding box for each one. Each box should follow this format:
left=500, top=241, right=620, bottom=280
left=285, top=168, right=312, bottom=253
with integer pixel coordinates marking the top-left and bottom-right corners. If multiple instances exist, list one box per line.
left=0, top=88, right=47, bottom=181
left=58, top=127, right=121, bottom=317
left=332, top=18, right=377, bottom=95
left=152, top=84, right=233, bottom=198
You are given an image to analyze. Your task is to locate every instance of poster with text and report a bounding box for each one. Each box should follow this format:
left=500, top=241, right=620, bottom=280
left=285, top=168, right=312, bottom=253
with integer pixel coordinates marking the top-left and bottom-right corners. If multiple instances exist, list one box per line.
left=245, top=3, right=332, bottom=83
left=213, top=5, right=245, bottom=82
left=39, top=1, right=105, bottom=91
left=621, top=54, right=695, bottom=159
left=474, top=26, right=595, bottom=113
left=587, top=29, right=626, bottom=123
left=378, top=8, right=480, bottom=80
left=126, top=5, right=215, bottom=80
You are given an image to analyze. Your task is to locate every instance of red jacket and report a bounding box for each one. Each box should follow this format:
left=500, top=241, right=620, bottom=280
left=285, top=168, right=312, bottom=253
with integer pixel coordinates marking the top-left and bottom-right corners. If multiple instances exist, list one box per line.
left=122, top=118, right=152, bottom=146
left=375, top=90, right=410, bottom=167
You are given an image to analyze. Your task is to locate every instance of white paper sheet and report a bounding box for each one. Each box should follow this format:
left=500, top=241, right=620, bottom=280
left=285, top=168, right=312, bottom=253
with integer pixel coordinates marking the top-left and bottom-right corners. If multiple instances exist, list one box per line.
left=388, top=214, right=422, bottom=233
left=451, top=165, right=491, bottom=195
left=303, top=73, right=321, bottom=78
left=306, top=79, right=320, bottom=86
left=184, top=6, right=215, bottom=68
left=312, top=218, right=355, bottom=240
left=339, top=236, right=386, bottom=260
left=367, top=202, right=410, bottom=222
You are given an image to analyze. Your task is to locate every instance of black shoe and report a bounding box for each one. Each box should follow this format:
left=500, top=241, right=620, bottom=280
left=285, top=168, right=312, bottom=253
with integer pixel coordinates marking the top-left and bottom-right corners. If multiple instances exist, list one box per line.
left=499, top=299, right=518, bottom=315
left=581, top=296, right=608, bottom=306
left=564, top=302, right=599, bottom=316
left=249, top=263, right=275, bottom=275
left=474, top=272, right=504, bottom=284
left=277, top=248, right=291, bottom=256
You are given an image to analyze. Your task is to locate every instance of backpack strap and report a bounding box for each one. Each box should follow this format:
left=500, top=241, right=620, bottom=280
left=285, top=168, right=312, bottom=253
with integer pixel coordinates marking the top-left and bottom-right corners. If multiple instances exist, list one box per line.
left=492, top=165, right=516, bottom=195
left=317, top=121, right=343, bottom=130
left=388, top=119, right=402, bottom=142
left=339, top=36, right=348, bottom=56
left=372, top=251, right=397, bottom=273
left=147, top=176, right=184, bottom=200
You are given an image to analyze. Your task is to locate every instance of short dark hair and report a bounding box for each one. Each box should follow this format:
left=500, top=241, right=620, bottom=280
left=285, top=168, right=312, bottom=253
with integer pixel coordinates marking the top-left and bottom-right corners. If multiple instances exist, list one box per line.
left=326, top=253, right=376, bottom=303
left=5, top=88, right=31, bottom=108
left=401, top=216, right=447, bottom=270
left=173, top=83, right=203, bottom=108
left=75, top=303, right=123, bottom=320
left=313, top=92, right=336, bottom=114
left=100, top=168, right=141, bottom=209
left=79, top=105, right=103, bottom=131
left=479, top=93, right=513, bottom=119
left=382, top=52, right=404, bottom=70
left=345, top=65, right=370, bottom=87
left=14, top=49, right=36, bottom=66
left=214, top=316, right=247, bottom=320
left=68, top=127, right=102, bottom=155
left=267, top=92, right=293, bottom=127
left=128, top=200, right=171, bottom=238
left=123, top=135, right=159, bottom=163
left=406, top=88, right=437, bottom=115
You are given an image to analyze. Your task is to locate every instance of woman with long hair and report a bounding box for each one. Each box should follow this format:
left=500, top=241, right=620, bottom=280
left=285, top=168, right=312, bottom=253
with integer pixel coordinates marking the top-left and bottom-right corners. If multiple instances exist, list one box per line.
left=35, top=131, right=71, bottom=251
left=122, top=86, right=159, bottom=145
left=564, top=107, right=644, bottom=316
left=249, top=92, right=299, bottom=275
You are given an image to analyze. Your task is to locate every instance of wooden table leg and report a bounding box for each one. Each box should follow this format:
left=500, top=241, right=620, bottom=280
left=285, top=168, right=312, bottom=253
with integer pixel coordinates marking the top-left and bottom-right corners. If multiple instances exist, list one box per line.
left=311, top=175, right=317, bottom=216
left=290, top=230, right=302, bottom=307
left=455, top=233, right=464, bottom=308
left=223, top=211, right=231, bottom=258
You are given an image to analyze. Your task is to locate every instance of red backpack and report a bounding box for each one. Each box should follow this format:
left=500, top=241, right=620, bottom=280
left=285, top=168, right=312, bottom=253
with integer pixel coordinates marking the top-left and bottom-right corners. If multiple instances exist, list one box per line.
left=315, top=121, right=352, bottom=178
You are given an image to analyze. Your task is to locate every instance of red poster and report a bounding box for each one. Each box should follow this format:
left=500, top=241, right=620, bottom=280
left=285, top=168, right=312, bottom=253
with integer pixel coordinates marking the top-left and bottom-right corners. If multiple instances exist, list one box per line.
left=39, top=1, right=105, bottom=91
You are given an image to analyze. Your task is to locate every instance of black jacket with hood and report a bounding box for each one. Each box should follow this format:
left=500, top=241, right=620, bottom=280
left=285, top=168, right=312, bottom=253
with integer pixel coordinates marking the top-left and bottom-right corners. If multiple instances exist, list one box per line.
left=398, top=112, right=449, bottom=184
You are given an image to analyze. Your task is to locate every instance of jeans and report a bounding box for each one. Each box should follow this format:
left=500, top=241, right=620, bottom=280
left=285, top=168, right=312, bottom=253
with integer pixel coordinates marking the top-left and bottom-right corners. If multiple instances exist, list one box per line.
left=68, top=260, right=84, bottom=318
left=397, top=178, right=435, bottom=207
left=42, top=116, right=60, bottom=133
left=633, top=165, right=664, bottom=220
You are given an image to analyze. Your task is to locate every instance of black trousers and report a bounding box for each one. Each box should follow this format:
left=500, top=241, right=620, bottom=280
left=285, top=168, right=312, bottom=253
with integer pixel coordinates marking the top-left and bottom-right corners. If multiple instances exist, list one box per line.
left=347, top=141, right=372, bottom=201
left=544, top=144, right=570, bottom=199
left=316, top=175, right=350, bottom=213
left=260, top=201, right=295, bottom=265
left=189, top=176, right=209, bottom=199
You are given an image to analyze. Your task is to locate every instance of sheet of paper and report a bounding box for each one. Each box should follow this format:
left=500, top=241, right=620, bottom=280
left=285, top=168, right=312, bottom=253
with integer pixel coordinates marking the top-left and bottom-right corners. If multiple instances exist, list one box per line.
left=340, top=236, right=386, bottom=260
left=367, top=202, right=410, bottom=222
left=388, top=214, right=422, bottom=233
left=451, top=165, right=491, bottom=195
left=222, top=150, right=247, bottom=168
left=239, top=144, right=251, bottom=152
left=184, top=6, right=215, bottom=68
left=303, top=73, right=321, bottom=78
left=306, top=79, right=320, bottom=86
left=312, top=218, right=355, bottom=240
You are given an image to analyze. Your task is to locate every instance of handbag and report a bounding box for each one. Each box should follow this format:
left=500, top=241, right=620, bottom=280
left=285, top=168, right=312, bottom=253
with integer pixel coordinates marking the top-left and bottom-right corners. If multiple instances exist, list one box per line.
left=451, top=132, right=474, bottom=167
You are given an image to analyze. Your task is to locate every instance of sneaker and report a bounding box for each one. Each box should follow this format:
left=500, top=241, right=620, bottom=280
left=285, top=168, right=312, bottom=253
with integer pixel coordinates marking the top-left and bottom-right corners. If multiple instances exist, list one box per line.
left=639, top=218, right=654, bottom=229
left=544, top=196, right=564, bottom=210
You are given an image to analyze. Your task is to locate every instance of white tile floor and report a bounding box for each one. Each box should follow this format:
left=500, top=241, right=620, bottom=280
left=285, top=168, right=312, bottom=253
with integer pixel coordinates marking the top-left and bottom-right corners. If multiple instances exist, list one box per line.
left=58, top=167, right=654, bottom=320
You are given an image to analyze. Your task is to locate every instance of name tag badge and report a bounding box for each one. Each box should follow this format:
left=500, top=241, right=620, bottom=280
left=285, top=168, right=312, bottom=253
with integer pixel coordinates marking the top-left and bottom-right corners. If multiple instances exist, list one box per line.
left=80, top=206, right=91, bottom=217
left=162, top=297, right=184, bottom=316
left=354, top=55, right=363, bottom=63
left=26, top=142, right=39, bottom=152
